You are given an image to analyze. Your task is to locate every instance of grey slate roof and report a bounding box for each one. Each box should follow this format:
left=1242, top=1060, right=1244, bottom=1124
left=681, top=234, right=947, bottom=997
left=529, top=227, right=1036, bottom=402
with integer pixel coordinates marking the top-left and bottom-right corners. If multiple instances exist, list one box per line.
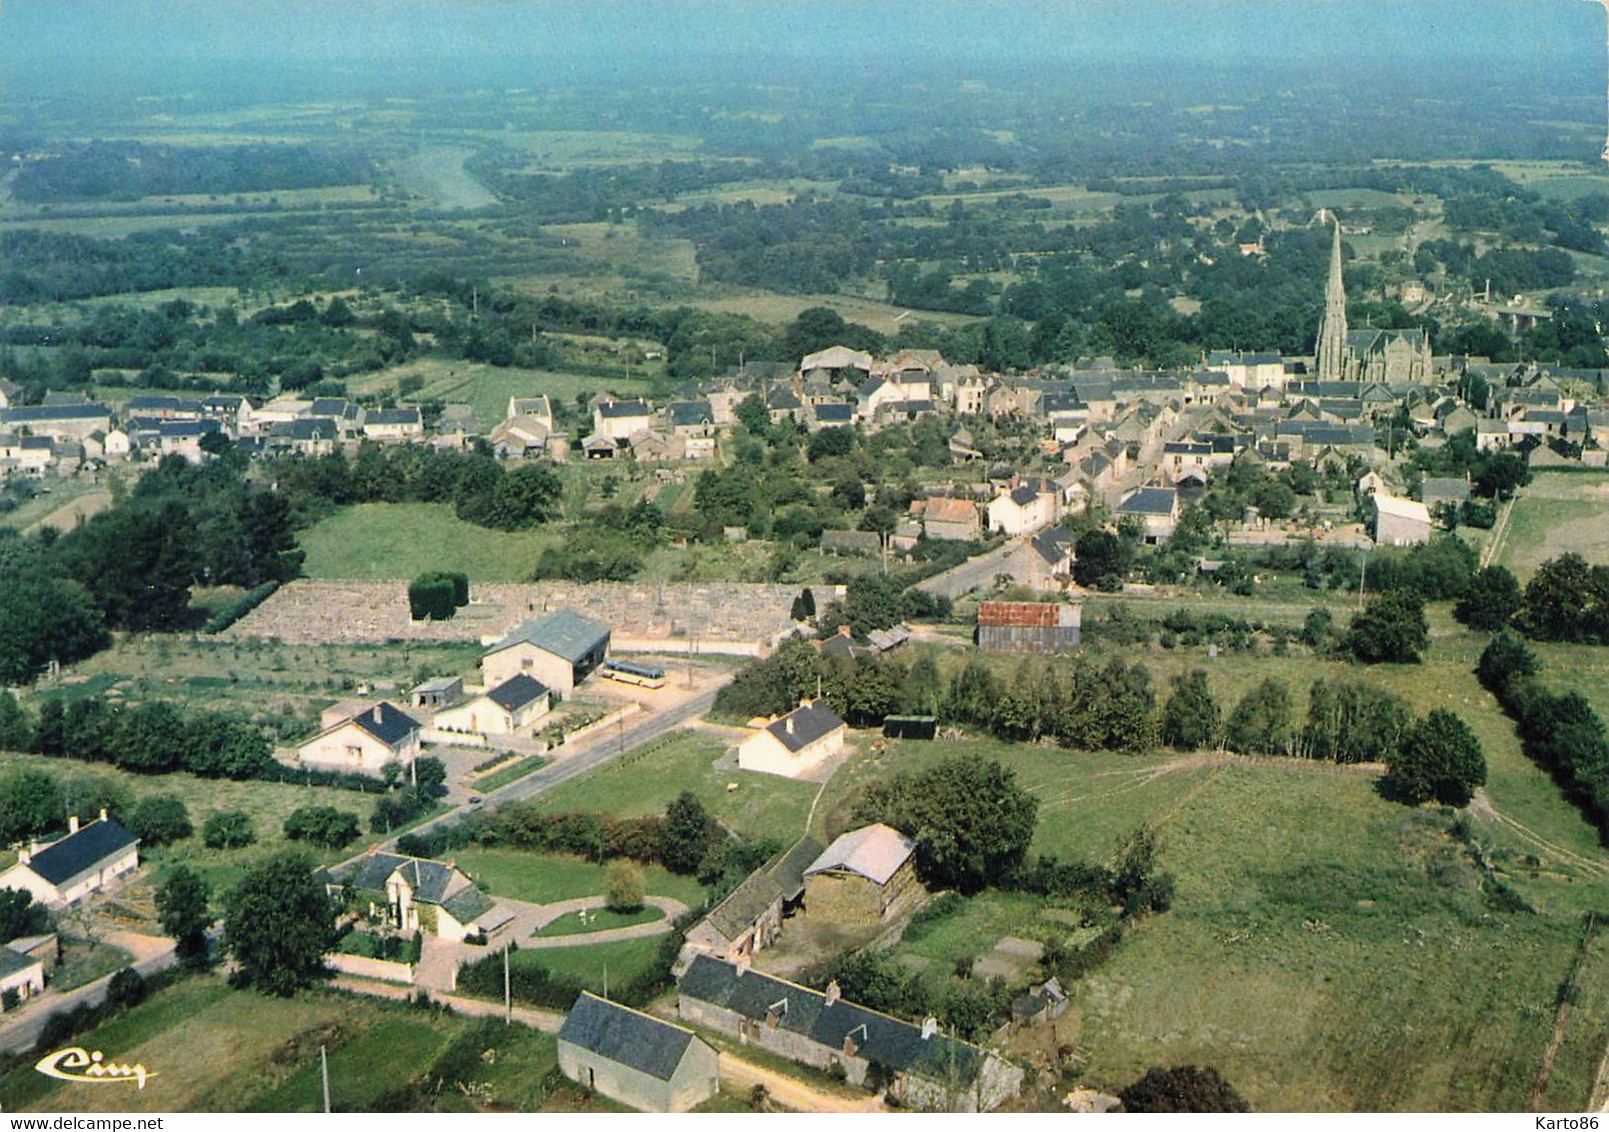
left=488, top=610, right=610, bottom=665
left=596, top=400, right=650, bottom=419
left=813, top=402, right=854, bottom=423
left=349, top=703, right=421, bottom=747
left=705, top=835, right=825, bottom=939
left=1117, top=487, right=1178, bottom=516
left=668, top=401, right=713, bottom=427
left=764, top=701, right=844, bottom=753
left=0, top=404, right=111, bottom=423
left=366, top=407, right=421, bottom=426
left=0, top=947, right=40, bottom=980
left=678, top=956, right=986, bottom=1085
left=441, top=885, right=496, bottom=924
left=24, top=819, right=138, bottom=887
left=486, top=673, right=550, bottom=711
left=559, top=992, right=701, bottom=1081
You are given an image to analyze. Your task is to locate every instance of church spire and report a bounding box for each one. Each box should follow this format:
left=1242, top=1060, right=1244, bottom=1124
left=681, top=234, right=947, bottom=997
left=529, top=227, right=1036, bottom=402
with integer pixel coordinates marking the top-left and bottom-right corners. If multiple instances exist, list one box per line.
left=1316, top=214, right=1348, bottom=382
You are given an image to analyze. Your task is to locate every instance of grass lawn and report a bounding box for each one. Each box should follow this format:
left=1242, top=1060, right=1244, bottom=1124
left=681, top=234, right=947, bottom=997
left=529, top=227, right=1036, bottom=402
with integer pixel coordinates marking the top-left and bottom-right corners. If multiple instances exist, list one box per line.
left=1491, top=471, right=1609, bottom=580
left=452, top=847, right=707, bottom=909
left=475, top=754, right=550, bottom=792
left=298, top=502, right=562, bottom=581
left=52, top=938, right=135, bottom=992
left=527, top=729, right=819, bottom=843
left=535, top=904, right=664, bottom=937
left=0, top=978, right=473, bottom=1113
left=512, top=935, right=665, bottom=994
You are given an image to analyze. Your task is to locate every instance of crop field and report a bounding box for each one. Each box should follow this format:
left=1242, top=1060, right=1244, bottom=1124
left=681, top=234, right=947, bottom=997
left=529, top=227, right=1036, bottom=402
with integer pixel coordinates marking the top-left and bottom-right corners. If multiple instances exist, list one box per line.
left=0, top=978, right=560, bottom=1113
left=1490, top=471, right=1609, bottom=578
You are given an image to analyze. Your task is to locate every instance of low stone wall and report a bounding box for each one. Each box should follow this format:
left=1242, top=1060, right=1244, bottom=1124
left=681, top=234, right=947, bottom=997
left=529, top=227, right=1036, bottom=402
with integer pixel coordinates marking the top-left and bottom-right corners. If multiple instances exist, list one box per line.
left=562, top=704, right=640, bottom=746
left=326, top=952, right=415, bottom=984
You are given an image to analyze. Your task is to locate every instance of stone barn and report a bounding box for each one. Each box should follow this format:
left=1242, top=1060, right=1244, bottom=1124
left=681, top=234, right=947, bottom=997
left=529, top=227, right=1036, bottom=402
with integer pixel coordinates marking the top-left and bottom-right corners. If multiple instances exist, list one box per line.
left=976, top=601, right=1081, bottom=654
left=678, top=836, right=823, bottom=974
left=802, top=824, right=922, bottom=923
left=557, top=992, right=719, bottom=1112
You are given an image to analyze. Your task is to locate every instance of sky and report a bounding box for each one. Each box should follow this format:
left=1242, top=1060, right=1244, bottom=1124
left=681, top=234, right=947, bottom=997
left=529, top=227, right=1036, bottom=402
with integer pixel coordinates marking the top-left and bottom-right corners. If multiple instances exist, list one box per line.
left=0, top=1, right=1602, bottom=89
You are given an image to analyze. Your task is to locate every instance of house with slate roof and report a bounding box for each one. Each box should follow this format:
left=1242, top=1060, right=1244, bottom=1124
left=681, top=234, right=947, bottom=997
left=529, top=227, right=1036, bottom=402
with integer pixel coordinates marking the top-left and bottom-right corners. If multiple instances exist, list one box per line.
left=296, top=701, right=422, bottom=776
left=431, top=673, right=551, bottom=737
left=803, top=824, right=922, bottom=923
left=0, top=946, right=45, bottom=1008
left=481, top=609, right=610, bottom=700
left=336, top=850, right=508, bottom=942
left=558, top=992, right=719, bottom=1112
left=737, top=700, right=846, bottom=779
left=0, top=812, right=139, bottom=908
left=678, top=836, right=824, bottom=974
left=592, top=398, right=652, bottom=443
left=678, top=955, right=1023, bottom=1111
left=1116, top=486, right=1180, bottom=542
left=361, top=406, right=423, bottom=442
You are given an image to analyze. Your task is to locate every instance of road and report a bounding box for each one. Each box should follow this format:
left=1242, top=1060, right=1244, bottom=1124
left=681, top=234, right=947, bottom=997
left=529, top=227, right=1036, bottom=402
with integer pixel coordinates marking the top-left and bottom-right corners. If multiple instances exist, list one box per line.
left=0, top=933, right=178, bottom=1056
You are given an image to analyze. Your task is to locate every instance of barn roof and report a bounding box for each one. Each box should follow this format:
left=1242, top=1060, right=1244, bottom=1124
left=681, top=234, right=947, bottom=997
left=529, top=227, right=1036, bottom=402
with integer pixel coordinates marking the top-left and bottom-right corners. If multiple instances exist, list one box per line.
left=805, top=824, right=914, bottom=885
left=558, top=992, right=702, bottom=1081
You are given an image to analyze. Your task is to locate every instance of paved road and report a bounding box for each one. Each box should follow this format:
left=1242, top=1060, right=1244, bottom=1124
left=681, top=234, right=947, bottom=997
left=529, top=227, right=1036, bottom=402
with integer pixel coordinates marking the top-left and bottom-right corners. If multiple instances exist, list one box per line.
left=0, top=934, right=178, bottom=1056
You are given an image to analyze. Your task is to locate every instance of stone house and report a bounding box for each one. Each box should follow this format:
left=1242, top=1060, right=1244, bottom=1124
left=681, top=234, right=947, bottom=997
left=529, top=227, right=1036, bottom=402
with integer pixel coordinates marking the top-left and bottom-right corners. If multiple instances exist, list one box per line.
left=1372, top=494, right=1432, bottom=547
left=337, top=850, right=506, bottom=943
left=678, top=836, right=823, bottom=974
left=480, top=610, right=610, bottom=701
left=1116, top=486, right=1180, bottom=542
left=361, top=407, right=424, bottom=443
left=915, top=496, right=981, bottom=542
left=0, top=813, right=139, bottom=908
left=802, top=824, right=922, bottom=923
left=677, top=956, right=1023, bottom=1112
left=558, top=992, right=719, bottom=1112
left=737, top=700, right=846, bottom=779
left=297, top=702, right=422, bottom=776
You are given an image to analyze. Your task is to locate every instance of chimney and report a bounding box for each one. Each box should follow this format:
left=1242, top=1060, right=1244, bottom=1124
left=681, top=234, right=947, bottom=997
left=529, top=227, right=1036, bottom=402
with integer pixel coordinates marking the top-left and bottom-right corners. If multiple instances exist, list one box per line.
left=18, top=846, right=30, bottom=865
left=735, top=956, right=750, bottom=977
left=921, top=1016, right=938, bottom=1041
left=785, top=716, right=795, bottom=736
left=98, top=808, right=107, bottom=823
left=825, top=980, right=841, bottom=1006
left=68, top=816, right=79, bottom=834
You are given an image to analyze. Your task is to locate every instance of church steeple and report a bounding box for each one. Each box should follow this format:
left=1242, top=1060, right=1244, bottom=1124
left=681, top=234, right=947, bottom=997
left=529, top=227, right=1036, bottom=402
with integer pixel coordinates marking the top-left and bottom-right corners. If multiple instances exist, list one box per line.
left=1316, top=214, right=1348, bottom=382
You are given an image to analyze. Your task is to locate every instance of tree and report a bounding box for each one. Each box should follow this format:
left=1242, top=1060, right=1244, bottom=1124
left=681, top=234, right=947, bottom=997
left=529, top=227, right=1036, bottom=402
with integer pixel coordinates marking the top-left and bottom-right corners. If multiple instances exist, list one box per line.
left=1389, top=708, right=1487, bottom=806
left=127, top=794, right=192, bottom=847
left=1160, top=670, right=1220, bottom=751
left=1121, top=1066, right=1250, bottom=1113
left=1344, top=588, right=1429, bottom=664
left=408, top=572, right=457, bottom=621
left=0, top=571, right=109, bottom=685
left=283, top=806, right=360, bottom=849
left=1110, top=823, right=1174, bottom=918
left=660, top=792, right=717, bottom=875
left=1073, top=529, right=1130, bottom=590
left=0, top=768, right=63, bottom=843
left=1301, top=608, right=1333, bottom=653
left=202, top=809, right=257, bottom=850
left=1477, top=629, right=1538, bottom=695
left=790, top=588, right=816, bottom=622
left=223, top=850, right=337, bottom=996
left=854, top=755, right=1038, bottom=893
left=605, top=860, right=645, bottom=913
left=1519, top=554, right=1609, bottom=644
left=1224, top=679, right=1293, bottom=756
left=0, top=691, right=31, bottom=752
left=1454, top=565, right=1521, bottom=632
left=0, top=888, right=49, bottom=944
left=413, top=756, right=447, bottom=793
left=842, top=575, right=902, bottom=638
left=155, top=866, right=213, bottom=968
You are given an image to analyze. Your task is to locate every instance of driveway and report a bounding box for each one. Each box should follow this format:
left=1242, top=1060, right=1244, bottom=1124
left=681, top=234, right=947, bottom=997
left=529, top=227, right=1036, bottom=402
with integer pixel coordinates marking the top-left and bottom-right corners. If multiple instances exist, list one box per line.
left=718, top=1052, right=886, bottom=1114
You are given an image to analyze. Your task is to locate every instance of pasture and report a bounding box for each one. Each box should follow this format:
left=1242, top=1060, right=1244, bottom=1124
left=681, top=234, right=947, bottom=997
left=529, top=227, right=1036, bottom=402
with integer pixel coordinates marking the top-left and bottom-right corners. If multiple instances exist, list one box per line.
left=298, top=502, right=562, bottom=581
left=1491, top=471, right=1609, bottom=578
left=347, top=359, right=655, bottom=431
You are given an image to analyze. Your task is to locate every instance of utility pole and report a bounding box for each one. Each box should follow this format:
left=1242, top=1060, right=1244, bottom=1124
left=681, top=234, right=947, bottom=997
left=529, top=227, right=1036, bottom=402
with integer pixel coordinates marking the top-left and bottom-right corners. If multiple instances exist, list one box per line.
left=503, top=944, right=512, bottom=1025
left=1358, top=548, right=1369, bottom=611
left=320, top=1045, right=331, bottom=1113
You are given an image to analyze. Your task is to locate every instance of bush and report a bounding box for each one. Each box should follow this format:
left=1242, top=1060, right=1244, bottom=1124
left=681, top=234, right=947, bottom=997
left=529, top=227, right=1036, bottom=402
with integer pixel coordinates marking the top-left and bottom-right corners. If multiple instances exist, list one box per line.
left=605, top=860, right=645, bottom=913
left=1121, top=1065, right=1250, bottom=1113
left=283, top=805, right=360, bottom=849
left=105, top=968, right=148, bottom=1011
left=127, top=794, right=192, bottom=847
left=1344, top=588, right=1428, bottom=664
left=202, top=809, right=257, bottom=850
left=408, top=573, right=457, bottom=622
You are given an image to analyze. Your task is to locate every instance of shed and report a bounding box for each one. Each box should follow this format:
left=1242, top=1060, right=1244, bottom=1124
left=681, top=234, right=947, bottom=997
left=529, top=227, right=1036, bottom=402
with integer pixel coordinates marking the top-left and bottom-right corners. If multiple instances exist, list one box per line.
left=803, top=824, right=922, bottom=922
left=557, top=992, right=719, bottom=1112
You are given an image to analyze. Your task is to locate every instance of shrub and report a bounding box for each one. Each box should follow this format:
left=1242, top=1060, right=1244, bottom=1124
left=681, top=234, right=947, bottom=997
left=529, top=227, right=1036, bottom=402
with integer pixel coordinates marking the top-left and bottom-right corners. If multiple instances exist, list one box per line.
left=202, top=809, right=257, bottom=850
left=407, top=573, right=457, bottom=622
left=283, top=805, right=360, bottom=849
left=605, top=860, right=645, bottom=913
left=127, top=794, right=192, bottom=847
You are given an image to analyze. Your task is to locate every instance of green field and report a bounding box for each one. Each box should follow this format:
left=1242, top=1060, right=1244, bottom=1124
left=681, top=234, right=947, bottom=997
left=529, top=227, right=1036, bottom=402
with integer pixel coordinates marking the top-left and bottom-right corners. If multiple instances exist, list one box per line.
left=1491, top=471, right=1609, bottom=579
left=536, top=904, right=665, bottom=937
left=451, top=847, right=707, bottom=909
left=347, top=359, right=656, bottom=431
left=526, top=729, right=819, bottom=843
left=298, top=502, right=562, bottom=580
left=510, top=934, right=667, bottom=995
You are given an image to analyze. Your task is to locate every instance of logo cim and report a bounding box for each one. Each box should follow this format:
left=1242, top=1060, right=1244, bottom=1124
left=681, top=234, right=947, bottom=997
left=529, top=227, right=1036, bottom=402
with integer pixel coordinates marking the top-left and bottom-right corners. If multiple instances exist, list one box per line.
left=35, top=1047, right=155, bottom=1090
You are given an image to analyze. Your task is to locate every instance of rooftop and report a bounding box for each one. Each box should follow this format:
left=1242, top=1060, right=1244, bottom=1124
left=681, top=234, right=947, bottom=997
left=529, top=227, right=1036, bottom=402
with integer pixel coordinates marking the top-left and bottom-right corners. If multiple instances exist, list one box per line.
left=558, top=992, right=703, bottom=1081
left=805, top=824, right=915, bottom=885
left=488, top=610, right=611, bottom=666
left=22, top=818, right=138, bottom=887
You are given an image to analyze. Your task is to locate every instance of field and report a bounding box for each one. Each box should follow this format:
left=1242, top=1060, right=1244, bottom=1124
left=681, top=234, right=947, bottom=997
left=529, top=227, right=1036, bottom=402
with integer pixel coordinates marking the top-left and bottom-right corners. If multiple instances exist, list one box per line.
left=450, top=847, right=707, bottom=909
left=525, top=728, right=819, bottom=843
left=0, top=977, right=563, bottom=1113
left=298, top=502, right=562, bottom=581
left=1490, top=471, right=1609, bottom=579
left=510, top=935, right=667, bottom=995
left=347, top=358, right=657, bottom=431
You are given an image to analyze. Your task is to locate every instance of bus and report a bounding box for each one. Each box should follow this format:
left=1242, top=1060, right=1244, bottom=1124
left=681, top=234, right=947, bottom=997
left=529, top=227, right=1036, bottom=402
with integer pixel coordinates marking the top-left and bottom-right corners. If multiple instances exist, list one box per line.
left=600, top=658, right=667, bottom=689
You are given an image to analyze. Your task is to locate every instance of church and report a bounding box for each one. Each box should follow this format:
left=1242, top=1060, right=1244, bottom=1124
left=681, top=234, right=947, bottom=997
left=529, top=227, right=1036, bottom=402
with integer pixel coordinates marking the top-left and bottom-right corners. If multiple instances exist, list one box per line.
left=1315, top=216, right=1434, bottom=385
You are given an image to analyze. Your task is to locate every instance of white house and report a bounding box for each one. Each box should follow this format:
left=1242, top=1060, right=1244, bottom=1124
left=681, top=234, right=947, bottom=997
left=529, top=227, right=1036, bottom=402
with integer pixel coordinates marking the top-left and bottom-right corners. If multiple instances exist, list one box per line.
left=0, top=947, right=45, bottom=1008
left=593, top=399, right=653, bottom=443
left=987, top=483, right=1056, bottom=537
left=0, top=812, right=139, bottom=908
left=481, top=610, right=610, bottom=701
left=297, top=702, right=422, bottom=776
left=338, top=852, right=508, bottom=942
left=432, top=673, right=551, bottom=737
left=737, top=700, right=846, bottom=779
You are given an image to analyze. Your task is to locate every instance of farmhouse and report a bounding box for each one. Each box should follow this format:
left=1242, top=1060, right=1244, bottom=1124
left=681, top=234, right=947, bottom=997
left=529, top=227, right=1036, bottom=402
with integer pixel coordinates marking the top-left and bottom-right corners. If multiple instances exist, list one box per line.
left=678, top=836, right=824, bottom=974
left=678, top=956, right=1024, bottom=1112
left=481, top=610, right=611, bottom=701
left=431, top=673, right=551, bottom=737
left=558, top=992, right=719, bottom=1113
left=915, top=496, right=981, bottom=542
left=0, top=812, right=139, bottom=908
left=1116, top=486, right=1180, bottom=542
left=977, top=601, right=1082, bottom=654
left=736, top=700, right=846, bottom=779
left=338, top=851, right=506, bottom=943
left=297, top=702, right=422, bottom=776
left=361, top=406, right=424, bottom=442
left=0, top=947, right=45, bottom=1008
left=802, top=824, right=922, bottom=923
left=593, top=399, right=653, bottom=443
left=1372, top=493, right=1432, bottom=547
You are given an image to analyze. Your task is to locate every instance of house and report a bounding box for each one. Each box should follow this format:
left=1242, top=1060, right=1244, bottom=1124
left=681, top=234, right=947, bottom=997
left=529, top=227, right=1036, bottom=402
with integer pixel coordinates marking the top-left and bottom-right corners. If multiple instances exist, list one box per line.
left=297, top=702, right=422, bottom=776
left=409, top=676, right=464, bottom=711
left=666, top=401, right=715, bottom=438
left=489, top=414, right=557, bottom=460
left=362, top=406, right=424, bottom=442
left=593, top=399, right=652, bottom=443
left=0, top=947, right=45, bottom=1008
left=801, top=345, right=874, bottom=385
left=1420, top=477, right=1470, bottom=513
left=432, top=673, right=552, bottom=737
left=1372, top=494, right=1432, bottom=547
left=0, top=812, right=139, bottom=908
left=991, top=527, right=1078, bottom=592
left=987, top=483, right=1055, bottom=537
left=678, top=836, right=824, bottom=974
left=803, top=824, right=922, bottom=923
left=678, top=956, right=1024, bottom=1112
left=337, top=851, right=507, bottom=942
left=977, top=601, right=1082, bottom=653
left=856, top=376, right=906, bottom=422
left=1116, top=486, right=1181, bottom=542
left=737, top=700, right=846, bottom=779
left=0, top=403, right=114, bottom=441
left=481, top=610, right=610, bottom=701
left=915, top=496, right=981, bottom=542
left=507, top=395, right=554, bottom=430
left=558, top=992, right=719, bottom=1113
left=808, top=401, right=855, bottom=431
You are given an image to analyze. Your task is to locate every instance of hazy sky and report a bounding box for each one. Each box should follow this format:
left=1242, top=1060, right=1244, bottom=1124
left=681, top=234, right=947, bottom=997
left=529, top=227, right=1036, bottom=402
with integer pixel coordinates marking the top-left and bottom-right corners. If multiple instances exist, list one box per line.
left=1, top=1, right=1601, bottom=84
